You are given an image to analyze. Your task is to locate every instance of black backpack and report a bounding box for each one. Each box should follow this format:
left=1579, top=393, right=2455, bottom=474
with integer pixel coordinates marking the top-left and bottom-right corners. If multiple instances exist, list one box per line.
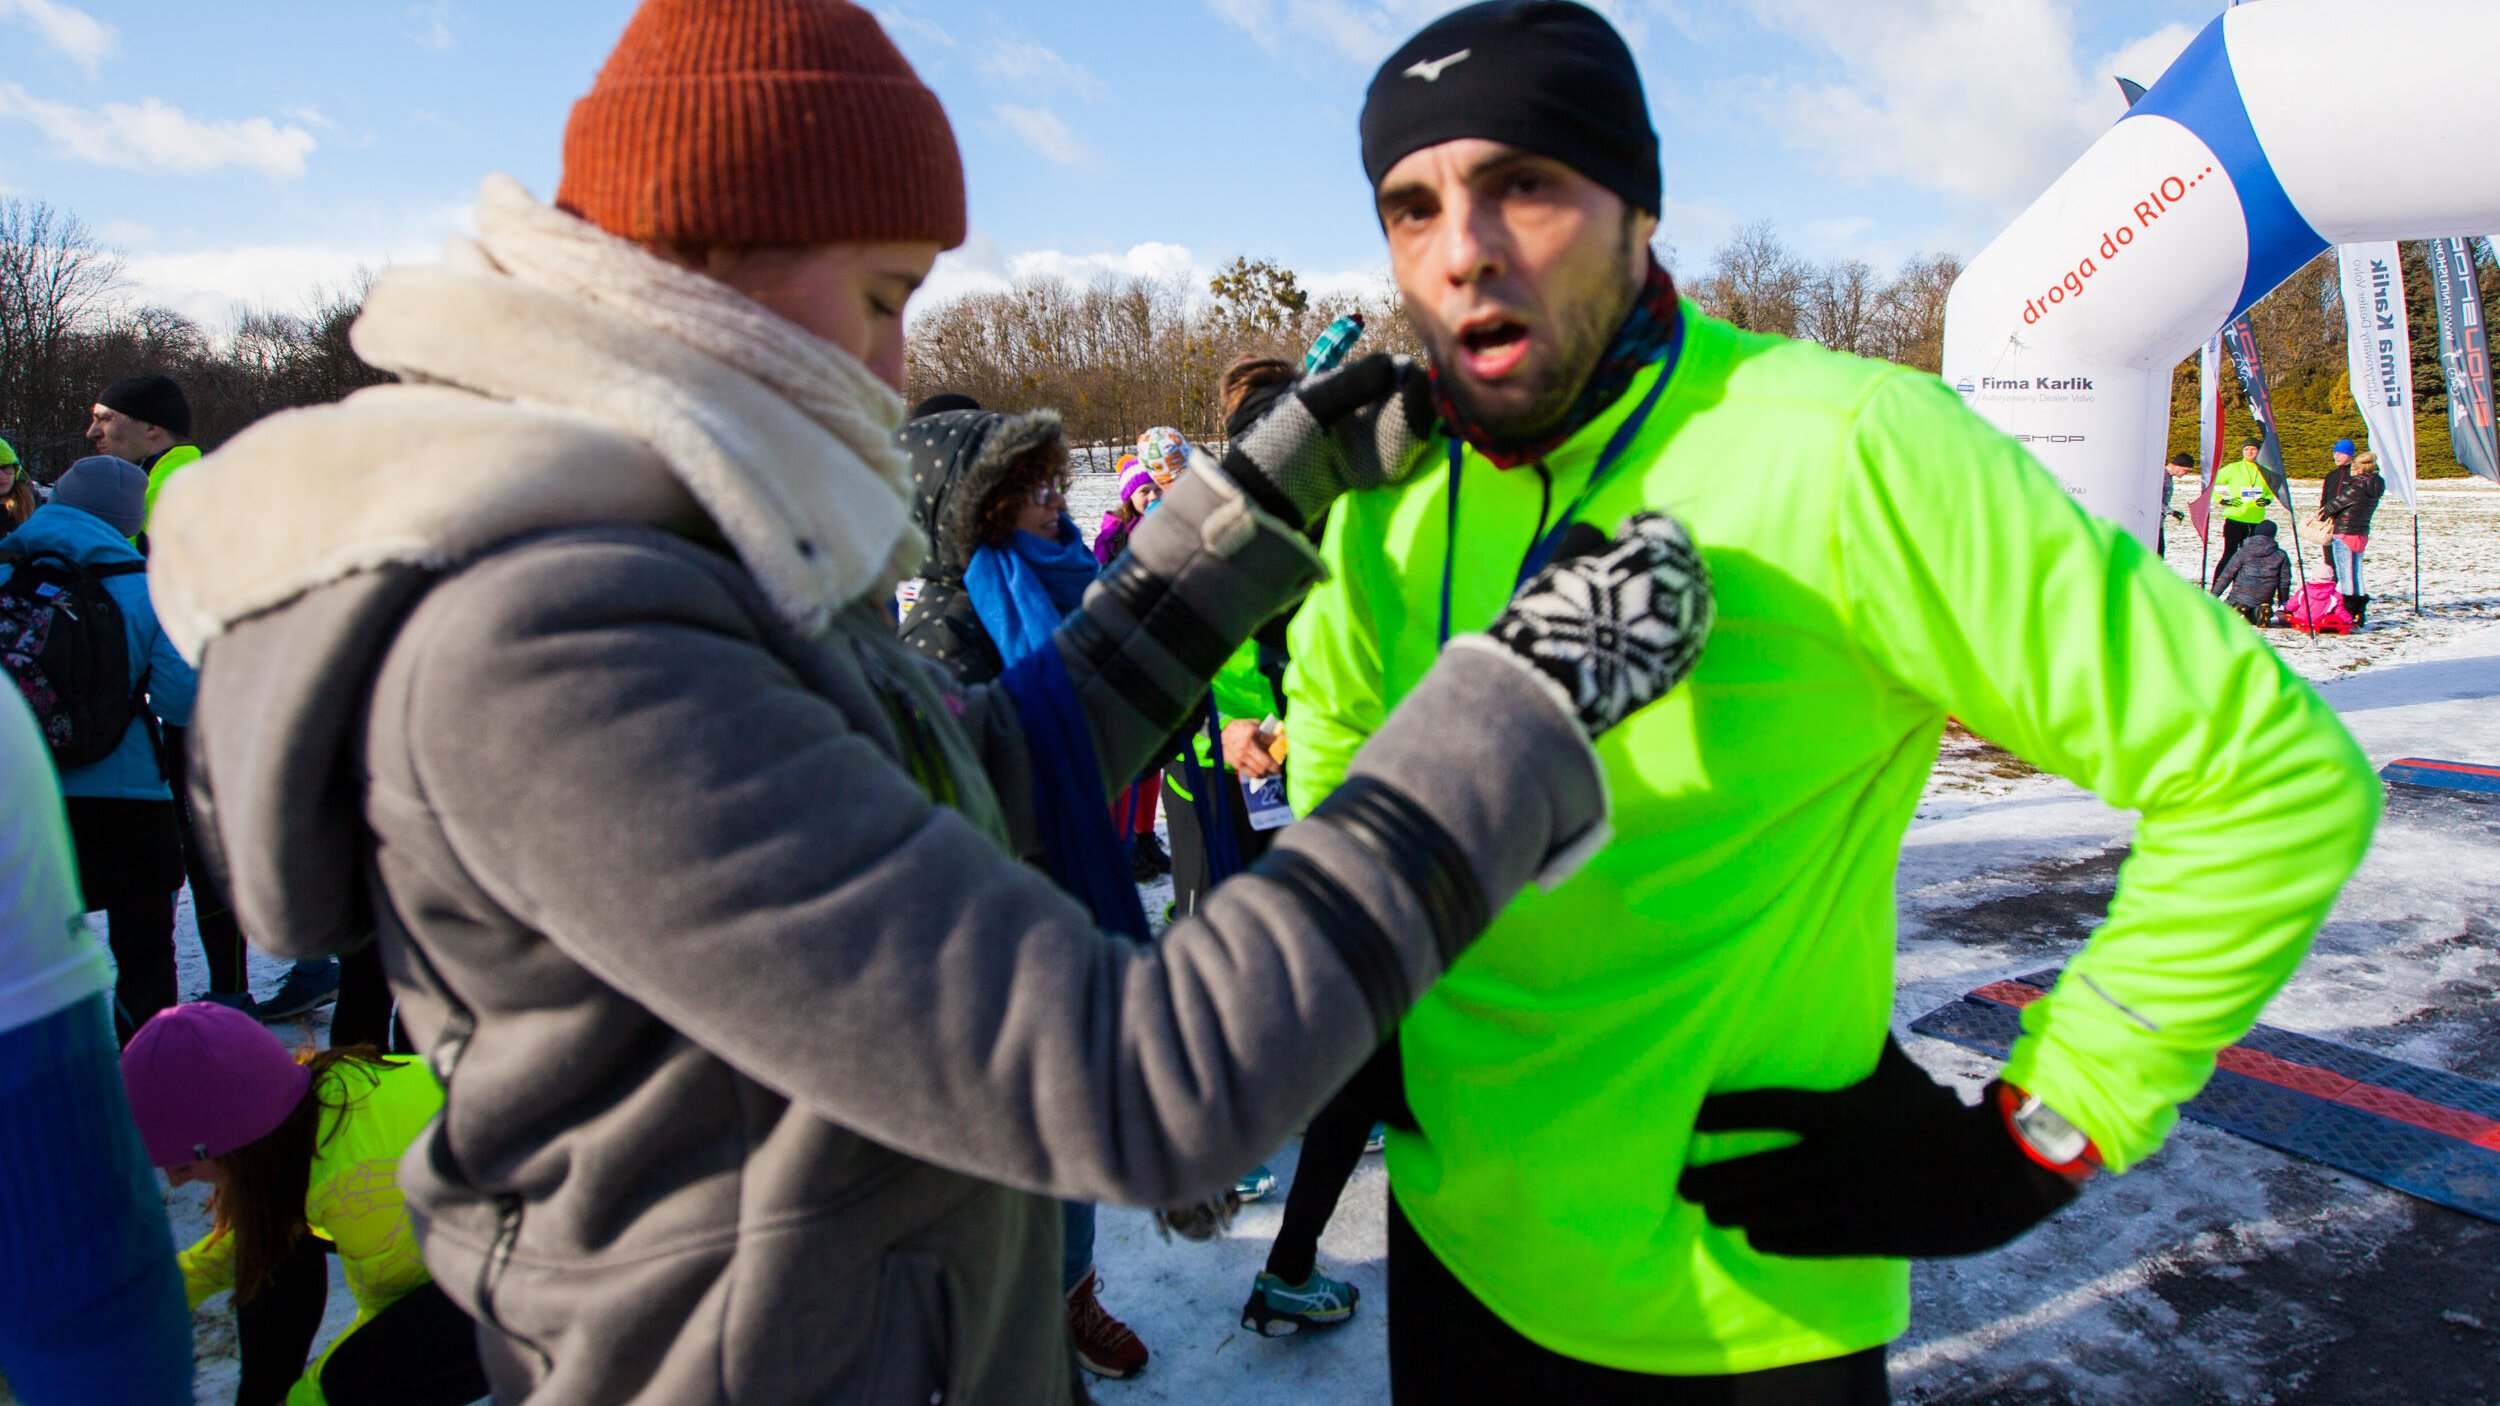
left=0, top=548, right=152, bottom=769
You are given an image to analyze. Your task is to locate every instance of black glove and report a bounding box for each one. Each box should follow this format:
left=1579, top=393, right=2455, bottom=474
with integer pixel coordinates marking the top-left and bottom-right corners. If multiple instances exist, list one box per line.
left=1220, top=352, right=1436, bottom=528
left=1677, top=1037, right=2080, bottom=1259
left=1482, top=513, right=1712, bottom=739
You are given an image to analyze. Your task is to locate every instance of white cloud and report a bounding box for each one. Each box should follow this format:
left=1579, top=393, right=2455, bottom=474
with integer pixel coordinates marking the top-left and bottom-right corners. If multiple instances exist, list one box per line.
left=1737, top=1, right=2199, bottom=213
left=0, top=0, right=116, bottom=80
left=95, top=217, right=156, bottom=248
left=111, top=202, right=471, bottom=335
left=406, top=0, right=462, bottom=52
left=916, top=229, right=1391, bottom=321
left=120, top=245, right=387, bottom=332
left=1803, top=215, right=1875, bottom=249
left=1207, top=0, right=1280, bottom=51
left=284, top=104, right=342, bottom=134
left=1207, top=0, right=1650, bottom=67
left=993, top=104, right=1093, bottom=166
left=876, top=6, right=957, bottom=57
left=0, top=82, right=318, bottom=180
left=2102, top=22, right=2198, bottom=97
left=980, top=32, right=1106, bottom=101
left=1011, top=241, right=1202, bottom=288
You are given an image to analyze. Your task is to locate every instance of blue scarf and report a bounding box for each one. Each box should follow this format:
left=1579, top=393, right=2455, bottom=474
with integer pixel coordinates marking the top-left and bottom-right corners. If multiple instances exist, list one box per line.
left=1000, top=638, right=1152, bottom=942
left=964, top=519, right=1096, bottom=666
left=970, top=518, right=1150, bottom=940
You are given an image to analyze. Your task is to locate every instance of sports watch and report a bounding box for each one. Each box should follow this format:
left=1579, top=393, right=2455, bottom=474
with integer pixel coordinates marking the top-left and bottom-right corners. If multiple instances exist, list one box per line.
left=1997, top=1082, right=2101, bottom=1182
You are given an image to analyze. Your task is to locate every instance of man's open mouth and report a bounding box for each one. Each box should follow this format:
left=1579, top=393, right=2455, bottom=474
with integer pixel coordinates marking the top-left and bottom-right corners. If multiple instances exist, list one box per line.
left=1456, top=317, right=1532, bottom=380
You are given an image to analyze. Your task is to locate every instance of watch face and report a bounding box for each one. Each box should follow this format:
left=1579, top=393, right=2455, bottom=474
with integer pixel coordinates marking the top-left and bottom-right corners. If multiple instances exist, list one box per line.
left=2014, top=1096, right=2090, bottom=1165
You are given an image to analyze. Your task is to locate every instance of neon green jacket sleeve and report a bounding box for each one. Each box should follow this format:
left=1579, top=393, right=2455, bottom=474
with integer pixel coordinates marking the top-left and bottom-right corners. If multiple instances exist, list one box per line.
left=1283, top=519, right=1385, bottom=817
left=1208, top=640, right=1278, bottom=727
left=178, top=1228, right=237, bottom=1311
left=1837, top=374, right=2379, bottom=1171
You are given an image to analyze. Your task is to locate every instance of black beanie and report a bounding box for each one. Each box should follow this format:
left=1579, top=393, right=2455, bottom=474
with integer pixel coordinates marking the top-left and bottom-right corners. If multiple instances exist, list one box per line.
left=1361, top=0, right=1660, bottom=216
left=99, top=374, right=192, bottom=438
left=911, top=392, right=981, bottom=419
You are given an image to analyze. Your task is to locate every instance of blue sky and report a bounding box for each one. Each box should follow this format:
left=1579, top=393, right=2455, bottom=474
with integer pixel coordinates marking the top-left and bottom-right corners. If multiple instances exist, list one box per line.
left=0, top=0, right=2216, bottom=331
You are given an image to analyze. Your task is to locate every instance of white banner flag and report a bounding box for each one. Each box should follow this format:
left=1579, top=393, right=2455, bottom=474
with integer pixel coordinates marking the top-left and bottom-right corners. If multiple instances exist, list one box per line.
left=2338, top=242, right=2419, bottom=510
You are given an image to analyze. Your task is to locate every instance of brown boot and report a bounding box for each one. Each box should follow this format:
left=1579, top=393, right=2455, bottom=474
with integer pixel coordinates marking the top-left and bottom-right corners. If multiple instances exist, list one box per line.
left=1067, top=1268, right=1148, bottom=1379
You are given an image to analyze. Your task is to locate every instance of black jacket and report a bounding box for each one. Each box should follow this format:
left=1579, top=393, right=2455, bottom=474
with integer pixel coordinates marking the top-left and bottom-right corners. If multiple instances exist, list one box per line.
left=2213, top=534, right=2292, bottom=610
left=895, top=408, right=1064, bottom=685
left=2317, top=467, right=2386, bottom=537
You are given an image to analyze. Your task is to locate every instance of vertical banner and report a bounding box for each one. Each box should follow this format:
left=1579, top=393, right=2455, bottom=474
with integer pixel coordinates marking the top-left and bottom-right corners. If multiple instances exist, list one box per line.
left=2338, top=242, right=2420, bottom=509
left=2192, top=335, right=2222, bottom=540
left=2429, top=236, right=2500, bottom=485
left=2219, top=315, right=2290, bottom=499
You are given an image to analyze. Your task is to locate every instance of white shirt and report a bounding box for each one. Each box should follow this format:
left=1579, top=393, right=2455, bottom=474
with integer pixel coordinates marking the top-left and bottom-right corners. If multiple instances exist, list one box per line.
left=0, top=686, right=111, bottom=1033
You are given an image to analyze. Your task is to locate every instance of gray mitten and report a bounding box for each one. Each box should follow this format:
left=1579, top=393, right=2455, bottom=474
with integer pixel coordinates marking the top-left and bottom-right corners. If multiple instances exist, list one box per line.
left=1220, top=352, right=1437, bottom=528
left=1482, top=512, right=1713, bottom=738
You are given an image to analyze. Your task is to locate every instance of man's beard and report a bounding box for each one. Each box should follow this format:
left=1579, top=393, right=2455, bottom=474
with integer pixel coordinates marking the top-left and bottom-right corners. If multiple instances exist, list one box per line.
left=1411, top=219, right=1645, bottom=445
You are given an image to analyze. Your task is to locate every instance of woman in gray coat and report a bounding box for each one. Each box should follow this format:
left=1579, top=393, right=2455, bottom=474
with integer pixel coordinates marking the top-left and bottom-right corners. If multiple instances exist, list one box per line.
left=144, top=3, right=1712, bottom=1403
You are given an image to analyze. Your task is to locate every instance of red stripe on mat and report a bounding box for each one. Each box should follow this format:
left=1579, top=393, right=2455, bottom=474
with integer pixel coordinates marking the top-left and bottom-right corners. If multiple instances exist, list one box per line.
left=1970, top=988, right=2500, bottom=1150
left=2391, top=757, right=2500, bottom=779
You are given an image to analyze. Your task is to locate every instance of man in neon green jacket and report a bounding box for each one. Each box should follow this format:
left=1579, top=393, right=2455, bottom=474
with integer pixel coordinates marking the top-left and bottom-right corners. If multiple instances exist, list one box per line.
left=2213, top=437, right=2276, bottom=575
left=1290, top=4, right=2380, bottom=1399
left=85, top=374, right=202, bottom=528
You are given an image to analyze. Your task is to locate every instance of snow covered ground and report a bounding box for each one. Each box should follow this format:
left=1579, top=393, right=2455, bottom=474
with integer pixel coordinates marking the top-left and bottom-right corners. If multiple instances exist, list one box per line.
left=43, top=474, right=2500, bottom=1403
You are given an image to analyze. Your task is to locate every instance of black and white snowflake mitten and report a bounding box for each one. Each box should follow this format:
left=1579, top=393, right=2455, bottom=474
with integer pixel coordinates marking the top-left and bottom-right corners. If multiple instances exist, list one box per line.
left=1481, top=512, right=1713, bottom=739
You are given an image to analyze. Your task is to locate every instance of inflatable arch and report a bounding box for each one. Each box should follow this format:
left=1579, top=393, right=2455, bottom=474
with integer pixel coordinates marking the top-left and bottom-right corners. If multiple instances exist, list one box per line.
left=1940, top=0, right=2500, bottom=544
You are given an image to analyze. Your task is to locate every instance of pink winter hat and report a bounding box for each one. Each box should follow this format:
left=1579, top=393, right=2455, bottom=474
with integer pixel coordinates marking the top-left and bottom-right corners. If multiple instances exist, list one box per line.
left=122, top=1002, right=312, bottom=1167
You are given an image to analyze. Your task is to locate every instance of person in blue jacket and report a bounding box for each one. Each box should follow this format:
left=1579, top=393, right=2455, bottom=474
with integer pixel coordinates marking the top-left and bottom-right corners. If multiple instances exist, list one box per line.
left=1, top=456, right=199, bottom=1036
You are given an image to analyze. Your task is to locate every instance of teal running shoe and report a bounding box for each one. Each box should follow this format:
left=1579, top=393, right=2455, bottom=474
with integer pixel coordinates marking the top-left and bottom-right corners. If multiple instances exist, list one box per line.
left=1241, top=1268, right=1360, bottom=1336
left=1364, top=1122, right=1387, bottom=1154
left=1233, top=1163, right=1277, bottom=1202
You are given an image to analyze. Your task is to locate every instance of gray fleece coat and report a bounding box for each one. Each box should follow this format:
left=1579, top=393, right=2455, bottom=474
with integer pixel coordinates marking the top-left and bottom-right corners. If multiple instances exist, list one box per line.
left=149, top=257, right=1609, bottom=1405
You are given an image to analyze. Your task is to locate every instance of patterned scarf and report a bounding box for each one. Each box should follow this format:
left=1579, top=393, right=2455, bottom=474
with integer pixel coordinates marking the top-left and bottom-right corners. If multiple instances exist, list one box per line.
left=1432, top=264, right=1683, bottom=469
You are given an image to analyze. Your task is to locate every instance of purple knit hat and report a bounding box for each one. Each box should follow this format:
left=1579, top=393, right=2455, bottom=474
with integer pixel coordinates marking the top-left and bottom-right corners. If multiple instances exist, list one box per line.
left=122, top=1002, right=313, bottom=1167
left=1117, top=464, right=1159, bottom=506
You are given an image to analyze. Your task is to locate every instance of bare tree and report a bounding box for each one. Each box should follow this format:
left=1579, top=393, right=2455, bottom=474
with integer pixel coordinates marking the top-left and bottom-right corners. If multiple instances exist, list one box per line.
left=1694, top=222, right=1807, bottom=337
left=0, top=199, right=125, bottom=470
left=1871, top=252, right=1962, bottom=373
left=1801, top=259, right=1881, bottom=356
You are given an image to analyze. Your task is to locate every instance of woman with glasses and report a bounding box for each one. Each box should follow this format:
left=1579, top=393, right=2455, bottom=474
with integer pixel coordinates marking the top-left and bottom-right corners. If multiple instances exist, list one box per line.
left=893, top=405, right=1155, bottom=1377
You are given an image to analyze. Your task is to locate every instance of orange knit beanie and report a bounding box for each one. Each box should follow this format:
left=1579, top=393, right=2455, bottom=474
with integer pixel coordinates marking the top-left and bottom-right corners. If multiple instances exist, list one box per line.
left=557, top=0, right=966, bottom=250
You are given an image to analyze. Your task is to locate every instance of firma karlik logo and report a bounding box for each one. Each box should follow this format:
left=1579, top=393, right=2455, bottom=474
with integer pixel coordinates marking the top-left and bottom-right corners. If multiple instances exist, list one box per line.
left=1955, top=379, right=1976, bottom=398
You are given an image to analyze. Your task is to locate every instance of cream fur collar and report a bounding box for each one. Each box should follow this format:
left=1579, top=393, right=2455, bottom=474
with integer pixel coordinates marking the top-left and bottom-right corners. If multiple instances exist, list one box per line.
left=151, top=176, right=925, bottom=658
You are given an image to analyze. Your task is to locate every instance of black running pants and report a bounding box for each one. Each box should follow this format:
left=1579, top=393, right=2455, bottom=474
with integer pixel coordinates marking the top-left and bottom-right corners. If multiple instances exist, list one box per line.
left=1388, top=1197, right=1891, bottom=1405
left=1264, top=1077, right=1376, bottom=1285
left=163, top=726, right=250, bottom=996
left=238, top=1233, right=490, bottom=1406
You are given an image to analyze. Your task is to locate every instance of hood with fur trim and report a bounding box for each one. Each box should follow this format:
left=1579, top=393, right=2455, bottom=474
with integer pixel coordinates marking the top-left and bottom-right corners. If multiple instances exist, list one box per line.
left=899, top=408, right=1065, bottom=584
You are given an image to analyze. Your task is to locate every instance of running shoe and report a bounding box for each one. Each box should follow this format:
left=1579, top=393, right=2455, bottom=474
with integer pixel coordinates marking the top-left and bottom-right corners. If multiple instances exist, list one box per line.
left=1364, top=1122, right=1387, bottom=1154
left=1241, top=1268, right=1360, bottom=1336
left=1067, top=1268, right=1149, bottom=1379
left=1233, top=1162, right=1277, bottom=1202
left=259, top=959, right=340, bottom=1021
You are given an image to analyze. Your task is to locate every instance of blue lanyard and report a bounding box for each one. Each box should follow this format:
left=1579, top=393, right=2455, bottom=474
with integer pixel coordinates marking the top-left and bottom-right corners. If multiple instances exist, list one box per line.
left=1437, top=339, right=1682, bottom=647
